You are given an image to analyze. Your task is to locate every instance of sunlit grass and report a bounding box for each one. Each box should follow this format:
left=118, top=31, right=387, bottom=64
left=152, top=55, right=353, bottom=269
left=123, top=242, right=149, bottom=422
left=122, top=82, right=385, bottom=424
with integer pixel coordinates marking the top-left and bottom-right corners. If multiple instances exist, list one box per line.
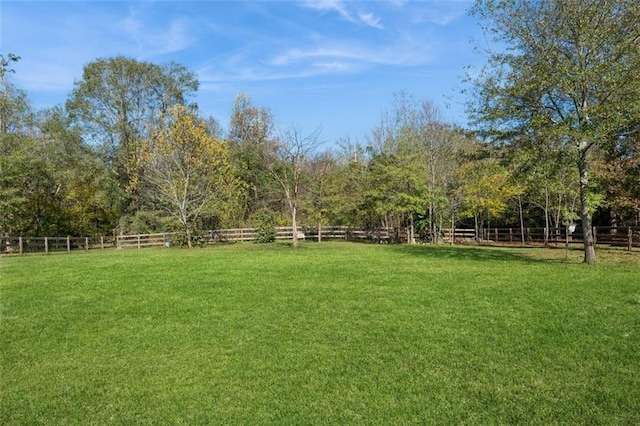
left=2, top=242, right=639, bottom=424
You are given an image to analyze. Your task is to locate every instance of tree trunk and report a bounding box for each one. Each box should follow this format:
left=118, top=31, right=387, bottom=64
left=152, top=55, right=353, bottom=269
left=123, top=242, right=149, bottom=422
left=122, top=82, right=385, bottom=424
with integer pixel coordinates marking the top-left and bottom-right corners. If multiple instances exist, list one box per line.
left=544, top=189, right=550, bottom=246
left=450, top=208, right=455, bottom=246
left=185, top=226, right=193, bottom=249
left=429, top=201, right=435, bottom=243
left=579, top=152, right=596, bottom=264
left=518, top=195, right=525, bottom=245
left=409, top=214, right=415, bottom=244
left=474, top=214, right=479, bottom=242
left=292, top=204, right=299, bottom=248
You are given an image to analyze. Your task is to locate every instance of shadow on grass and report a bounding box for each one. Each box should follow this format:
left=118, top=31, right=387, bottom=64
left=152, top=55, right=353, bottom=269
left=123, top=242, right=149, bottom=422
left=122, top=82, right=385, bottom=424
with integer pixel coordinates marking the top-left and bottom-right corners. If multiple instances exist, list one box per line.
left=386, top=243, right=565, bottom=264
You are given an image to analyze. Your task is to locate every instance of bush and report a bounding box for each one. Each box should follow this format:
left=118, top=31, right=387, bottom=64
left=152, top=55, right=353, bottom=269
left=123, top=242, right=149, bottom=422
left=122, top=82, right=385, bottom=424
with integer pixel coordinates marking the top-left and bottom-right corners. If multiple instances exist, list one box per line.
left=119, top=211, right=166, bottom=234
left=253, top=209, right=277, bottom=243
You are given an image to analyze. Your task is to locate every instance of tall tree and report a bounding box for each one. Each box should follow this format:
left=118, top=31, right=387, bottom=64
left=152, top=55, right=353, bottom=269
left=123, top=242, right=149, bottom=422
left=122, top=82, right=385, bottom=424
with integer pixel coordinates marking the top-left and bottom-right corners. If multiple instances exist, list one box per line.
left=412, top=109, right=470, bottom=242
left=141, top=105, right=234, bottom=248
left=268, top=126, right=322, bottom=248
left=454, top=154, right=522, bottom=241
left=505, top=133, right=582, bottom=244
left=0, top=134, right=46, bottom=235
left=326, top=139, right=373, bottom=228
left=0, top=105, right=116, bottom=237
left=469, top=0, right=640, bottom=263
left=66, top=56, right=198, bottom=214
left=227, top=93, right=277, bottom=224
left=36, top=107, right=118, bottom=236
left=305, top=151, right=337, bottom=242
left=366, top=94, right=427, bottom=242
left=0, top=53, right=33, bottom=135
left=364, top=151, right=426, bottom=243
left=366, top=93, right=468, bottom=242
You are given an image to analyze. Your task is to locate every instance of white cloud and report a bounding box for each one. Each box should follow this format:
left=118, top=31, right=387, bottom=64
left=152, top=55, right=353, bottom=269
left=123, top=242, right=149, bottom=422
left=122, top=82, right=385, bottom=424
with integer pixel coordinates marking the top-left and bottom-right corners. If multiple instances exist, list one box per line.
left=120, top=11, right=195, bottom=57
left=301, top=0, right=384, bottom=29
left=358, top=12, right=384, bottom=30
left=197, top=33, right=436, bottom=86
left=408, top=1, right=472, bottom=25
left=269, top=39, right=432, bottom=68
left=302, top=0, right=352, bottom=20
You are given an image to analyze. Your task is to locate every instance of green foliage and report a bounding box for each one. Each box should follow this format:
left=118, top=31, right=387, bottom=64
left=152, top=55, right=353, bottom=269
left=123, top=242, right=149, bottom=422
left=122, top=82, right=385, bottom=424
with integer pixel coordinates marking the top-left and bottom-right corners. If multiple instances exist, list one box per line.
left=365, top=93, right=473, bottom=239
left=118, top=210, right=169, bottom=235
left=1, top=49, right=636, bottom=241
left=170, top=228, right=205, bottom=248
left=601, top=133, right=640, bottom=221
left=368, top=153, right=426, bottom=214
left=0, top=134, right=44, bottom=234
left=454, top=153, right=522, bottom=223
left=1, top=53, right=34, bottom=134
left=227, top=93, right=278, bottom=224
left=0, top=117, right=114, bottom=237
left=141, top=105, right=235, bottom=248
left=66, top=56, right=199, bottom=216
left=323, top=156, right=373, bottom=228
left=2, top=244, right=639, bottom=424
left=252, top=208, right=277, bottom=243
left=469, top=0, right=640, bottom=262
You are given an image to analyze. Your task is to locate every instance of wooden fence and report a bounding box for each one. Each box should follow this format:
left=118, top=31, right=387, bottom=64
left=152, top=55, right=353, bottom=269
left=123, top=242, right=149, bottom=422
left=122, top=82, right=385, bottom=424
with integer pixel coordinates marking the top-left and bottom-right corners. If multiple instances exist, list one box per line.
left=444, top=226, right=640, bottom=249
left=204, top=226, right=390, bottom=243
left=0, top=227, right=387, bottom=255
left=3, top=225, right=637, bottom=255
left=0, top=234, right=179, bottom=254
left=1, top=236, right=117, bottom=255
left=116, top=233, right=176, bottom=249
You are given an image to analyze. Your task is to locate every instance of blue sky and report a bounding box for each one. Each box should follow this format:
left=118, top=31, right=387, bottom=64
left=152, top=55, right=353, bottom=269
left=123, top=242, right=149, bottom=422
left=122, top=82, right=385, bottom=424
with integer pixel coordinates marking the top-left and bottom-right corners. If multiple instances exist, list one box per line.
left=1, top=0, right=487, bottom=144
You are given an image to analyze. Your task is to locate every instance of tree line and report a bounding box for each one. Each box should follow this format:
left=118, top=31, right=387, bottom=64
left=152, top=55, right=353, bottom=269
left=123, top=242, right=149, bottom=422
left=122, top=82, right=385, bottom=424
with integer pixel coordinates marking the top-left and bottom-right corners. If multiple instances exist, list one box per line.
left=1, top=0, right=639, bottom=262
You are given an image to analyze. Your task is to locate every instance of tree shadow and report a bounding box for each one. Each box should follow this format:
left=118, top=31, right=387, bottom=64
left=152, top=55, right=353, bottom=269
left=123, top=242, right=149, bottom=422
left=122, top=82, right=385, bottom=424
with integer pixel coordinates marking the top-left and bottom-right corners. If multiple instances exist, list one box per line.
left=387, top=243, right=568, bottom=264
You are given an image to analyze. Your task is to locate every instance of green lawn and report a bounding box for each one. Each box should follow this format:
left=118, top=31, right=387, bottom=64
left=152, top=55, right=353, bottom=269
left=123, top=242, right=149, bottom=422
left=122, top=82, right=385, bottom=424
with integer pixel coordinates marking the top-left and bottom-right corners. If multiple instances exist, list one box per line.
left=1, top=242, right=639, bottom=424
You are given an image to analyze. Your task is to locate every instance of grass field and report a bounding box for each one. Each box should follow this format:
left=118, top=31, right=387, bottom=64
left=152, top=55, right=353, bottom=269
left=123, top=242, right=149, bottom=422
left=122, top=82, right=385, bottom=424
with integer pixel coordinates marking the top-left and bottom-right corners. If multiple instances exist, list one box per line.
left=1, top=242, right=639, bottom=424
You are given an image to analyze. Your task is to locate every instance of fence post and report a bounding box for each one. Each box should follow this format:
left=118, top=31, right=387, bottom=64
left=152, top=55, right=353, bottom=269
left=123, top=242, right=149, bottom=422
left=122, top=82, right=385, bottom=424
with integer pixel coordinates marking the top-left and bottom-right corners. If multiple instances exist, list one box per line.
left=67, top=236, right=71, bottom=253
left=85, top=237, right=89, bottom=251
left=45, top=237, right=49, bottom=254
left=628, top=227, right=633, bottom=252
left=101, top=236, right=104, bottom=250
left=19, top=236, right=23, bottom=255
left=509, top=228, right=513, bottom=243
left=138, top=234, right=141, bottom=249
left=592, top=226, right=597, bottom=248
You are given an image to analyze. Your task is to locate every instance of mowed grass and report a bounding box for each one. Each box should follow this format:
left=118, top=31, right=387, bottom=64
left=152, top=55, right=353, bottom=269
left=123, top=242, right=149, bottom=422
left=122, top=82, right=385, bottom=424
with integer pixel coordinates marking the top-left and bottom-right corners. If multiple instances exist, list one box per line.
left=1, top=242, right=639, bottom=425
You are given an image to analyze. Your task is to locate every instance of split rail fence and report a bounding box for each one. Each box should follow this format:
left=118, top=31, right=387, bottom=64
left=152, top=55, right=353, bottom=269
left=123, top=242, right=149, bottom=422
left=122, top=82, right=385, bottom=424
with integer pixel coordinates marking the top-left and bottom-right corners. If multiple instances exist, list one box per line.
left=1, top=226, right=388, bottom=255
left=203, top=226, right=390, bottom=243
left=444, top=226, right=640, bottom=250
left=2, top=225, right=638, bottom=255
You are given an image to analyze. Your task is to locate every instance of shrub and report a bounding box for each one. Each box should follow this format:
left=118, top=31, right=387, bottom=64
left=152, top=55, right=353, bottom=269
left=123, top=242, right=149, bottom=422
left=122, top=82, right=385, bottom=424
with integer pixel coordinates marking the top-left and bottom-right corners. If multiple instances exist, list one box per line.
left=253, top=209, right=277, bottom=243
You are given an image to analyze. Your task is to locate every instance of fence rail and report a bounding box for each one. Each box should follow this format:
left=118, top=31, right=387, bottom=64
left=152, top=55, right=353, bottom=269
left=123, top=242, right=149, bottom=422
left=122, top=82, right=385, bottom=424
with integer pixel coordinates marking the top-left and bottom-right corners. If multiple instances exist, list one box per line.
left=116, top=233, right=176, bottom=249
left=2, top=236, right=117, bottom=255
left=204, top=226, right=390, bottom=243
left=2, top=225, right=637, bottom=255
left=444, top=226, right=640, bottom=249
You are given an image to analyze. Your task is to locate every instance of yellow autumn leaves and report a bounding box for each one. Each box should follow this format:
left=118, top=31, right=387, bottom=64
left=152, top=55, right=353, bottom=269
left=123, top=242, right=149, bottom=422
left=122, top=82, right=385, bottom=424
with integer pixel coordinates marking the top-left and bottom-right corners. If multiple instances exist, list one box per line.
left=132, top=105, right=235, bottom=246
